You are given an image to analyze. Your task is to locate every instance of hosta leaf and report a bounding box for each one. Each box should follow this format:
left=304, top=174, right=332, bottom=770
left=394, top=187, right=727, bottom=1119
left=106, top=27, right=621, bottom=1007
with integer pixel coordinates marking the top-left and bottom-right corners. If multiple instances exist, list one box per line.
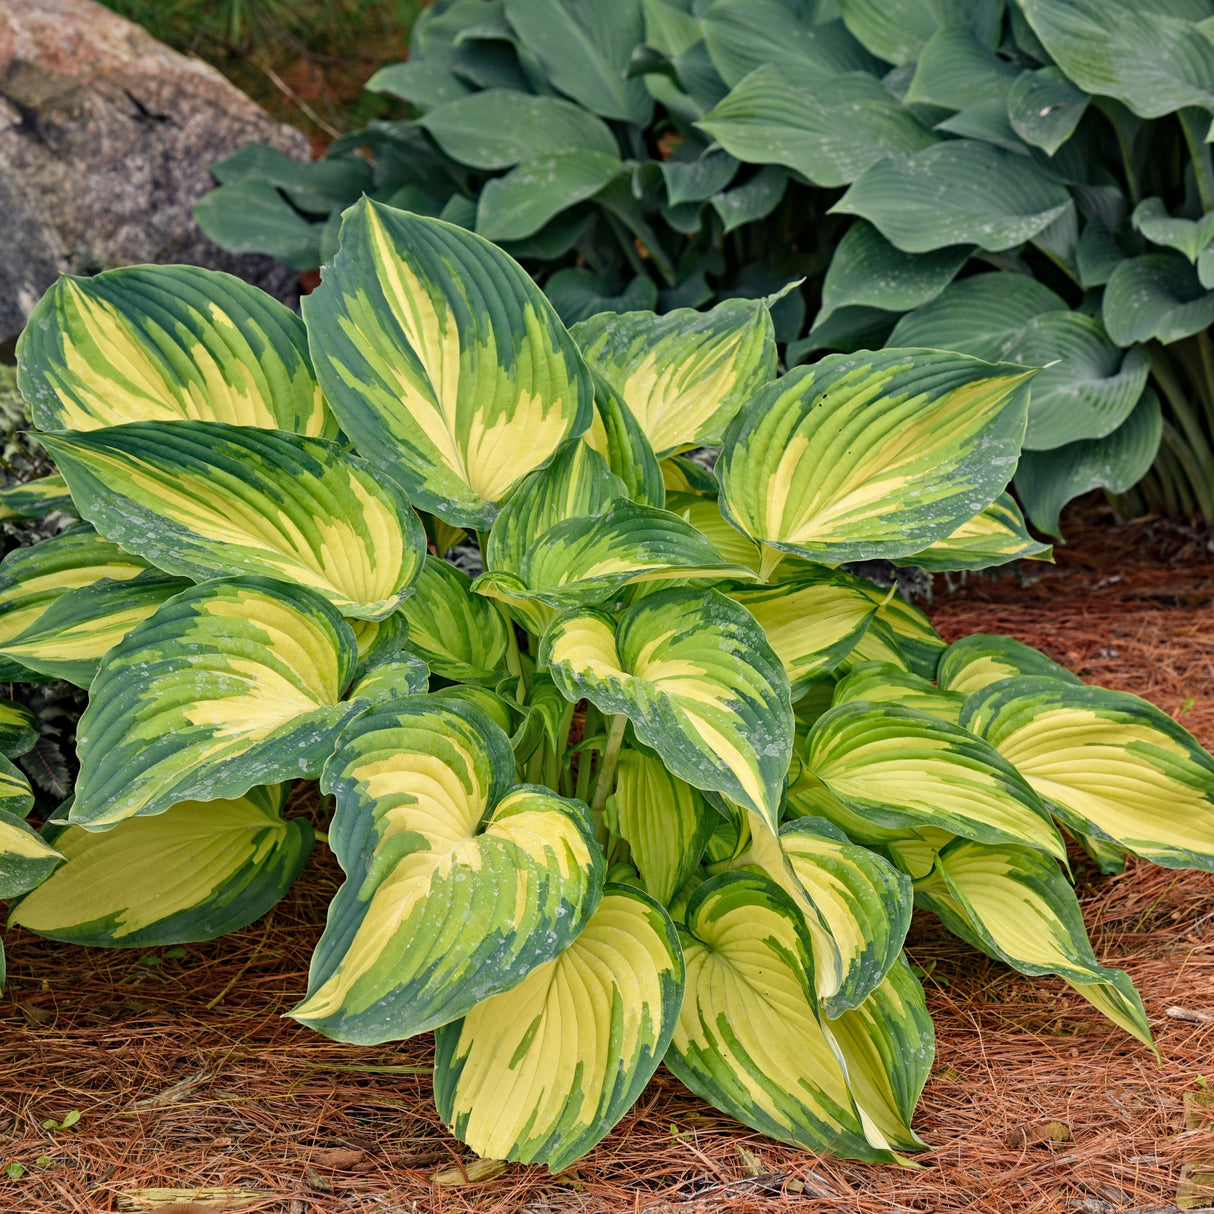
left=0, top=801, right=61, bottom=899
left=435, top=884, right=681, bottom=1169
left=476, top=151, right=623, bottom=242
left=364, top=60, right=473, bottom=110
left=661, top=455, right=718, bottom=497
left=1018, top=0, right=1214, bottom=118
left=42, top=421, right=425, bottom=622
left=209, top=143, right=373, bottom=215
left=916, top=837, right=1155, bottom=1051
left=400, top=556, right=509, bottom=681
left=193, top=179, right=326, bottom=270
left=345, top=653, right=430, bottom=706
left=805, top=703, right=1066, bottom=858
left=0, top=573, right=190, bottom=688
left=304, top=201, right=594, bottom=529
left=726, top=569, right=881, bottom=700
left=832, top=662, right=966, bottom=723
left=666, top=871, right=892, bottom=1162
left=0, top=474, right=74, bottom=522
left=838, top=0, right=1005, bottom=65
left=418, top=90, right=618, bottom=169
left=904, top=26, right=1017, bottom=111
left=717, top=350, right=1033, bottom=565
left=293, top=700, right=602, bottom=1043
left=642, top=0, right=699, bottom=59
left=0, top=701, right=36, bottom=760
left=831, top=141, right=1073, bottom=253
left=817, top=222, right=971, bottom=325
left=17, top=265, right=331, bottom=436
left=833, top=617, right=911, bottom=676
left=583, top=371, right=665, bottom=508
left=661, top=149, right=739, bottom=207
left=1015, top=388, right=1163, bottom=538
left=854, top=590, right=946, bottom=681
left=668, top=494, right=761, bottom=571
left=545, top=269, right=658, bottom=328
left=1132, top=198, right=1214, bottom=264
left=699, top=66, right=934, bottom=191
left=936, top=634, right=1081, bottom=697
left=785, top=782, right=915, bottom=848
left=571, top=297, right=776, bottom=456
left=899, top=493, right=1052, bottom=572
left=1102, top=253, right=1214, bottom=346
left=1007, top=67, right=1090, bottom=156
left=961, top=677, right=1214, bottom=872
left=710, top=164, right=789, bottom=233
left=11, top=786, right=311, bottom=947
left=70, top=578, right=361, bottom=828
left=605, top=749, right=716, bottom=905
left=350, top=611, right=409, bottom=672
left=541, top=587, right=792, bottom=830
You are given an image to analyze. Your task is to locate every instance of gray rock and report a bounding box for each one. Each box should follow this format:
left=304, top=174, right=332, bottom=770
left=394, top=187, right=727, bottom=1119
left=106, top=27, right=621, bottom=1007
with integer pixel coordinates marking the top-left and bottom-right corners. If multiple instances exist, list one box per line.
left=0, top=0, right=309, bottom=347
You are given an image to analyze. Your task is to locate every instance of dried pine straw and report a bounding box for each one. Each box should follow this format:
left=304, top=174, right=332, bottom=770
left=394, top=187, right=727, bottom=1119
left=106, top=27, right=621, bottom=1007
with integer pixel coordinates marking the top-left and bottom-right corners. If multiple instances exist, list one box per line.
left=3, top=511, right=1214, bottom=1214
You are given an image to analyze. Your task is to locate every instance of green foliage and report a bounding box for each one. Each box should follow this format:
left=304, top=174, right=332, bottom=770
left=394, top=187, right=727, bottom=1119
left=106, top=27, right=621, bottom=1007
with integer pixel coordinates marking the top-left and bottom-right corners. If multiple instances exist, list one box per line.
left=6, top=211, right=1214, bottom=1169
left=195, top=0, right=1214, bottom=529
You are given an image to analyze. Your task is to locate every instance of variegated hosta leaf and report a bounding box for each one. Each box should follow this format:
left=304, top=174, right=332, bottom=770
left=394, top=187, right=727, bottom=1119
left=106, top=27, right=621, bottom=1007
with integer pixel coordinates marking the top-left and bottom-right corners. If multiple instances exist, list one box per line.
left=899, top=493, right=1052, bottom=572
left=853, top=588, right=944, bottom=680
left=718, top=350, right=1033, bottom=564
left=584, top=368, right=666, bottom=508
left=430, top=684, right=518, bottom=739
left=41, top=421, right=425, bottom=621
left=661, top=454, right=719, bottom=497
left=345, top=653, right=430, bottom=707
left=0, top=802, right=62, bottom=899
left=822, top=955, right=933, bottom=1152
left=0, top=700, right=37, bottom=760
left=0, top=573, right=189, bottom=688
left=303, top=200, right=593, bottom=529
left=570, top=297, right=777, bottom=457
left=434, top=885, right=683, bottom=1170
left=961, top=678, right=1214, bottom=871
left=604, top=749, right=716, bottom=906
left=832, top=662, right=966, bottom=724
left=540, top=588, right=793, bottom=830
left=786, top=781, right=919, bottom=848
left=17, top=264, right=331, bottom=435
left=400, top=556, right=508, bottom=681
left=349, top=611, right=408, bottom=672
left=666, top=871, right=894, bottom=1162
left=667, top=493, right=762, bottom=572
left=10, top=786, right=312, bottom=946
left=915, top=837, right=1155, bottom=1052
left=726, top=569, right=881, bottom=701
left=71, top=578, right=361, bottom=828
left=0, top=474, right=74, bottom=522
left=293, top=700, right=602, bottom=1044
left=936, top=634, right=1081, bottom=697
left=833, top=617, right=911, bottom=677
left=805, top=703, right=1066, bottom=859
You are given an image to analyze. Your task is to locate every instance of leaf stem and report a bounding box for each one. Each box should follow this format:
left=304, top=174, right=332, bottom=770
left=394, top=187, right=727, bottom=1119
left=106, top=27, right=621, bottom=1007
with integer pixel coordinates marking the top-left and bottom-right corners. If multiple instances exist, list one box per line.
left=589, top=713, right=627, bottom=828
left=1179, top=108, right=1214, bottom=214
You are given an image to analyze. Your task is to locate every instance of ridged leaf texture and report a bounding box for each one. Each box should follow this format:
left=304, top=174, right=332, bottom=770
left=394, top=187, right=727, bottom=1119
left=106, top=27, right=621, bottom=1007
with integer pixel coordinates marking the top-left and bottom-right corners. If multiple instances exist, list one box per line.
left=936, top=634, right=1081, bottom=698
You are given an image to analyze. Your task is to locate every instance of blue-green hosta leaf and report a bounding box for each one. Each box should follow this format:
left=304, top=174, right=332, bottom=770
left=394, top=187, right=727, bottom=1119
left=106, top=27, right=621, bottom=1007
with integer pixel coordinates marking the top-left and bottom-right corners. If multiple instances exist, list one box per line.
left=717, top=350, right=1033, bottom=565
left=605, top=749, right=715, bottom=905
left=16, top=264, right=331, bottom=436
left=292, top=700, right=603, bottom=1044
left=0, top=573, right=190, bottom=688
left=400, top=556, right=509, bottom=681
left=434, top=884, right=682, bottom=1170
left=898, top=494, right=1052, bottom=572
left=666, top=871, right=895, bottom=1162
left=364, top=60, right=474, bottom=110
left=585, top=371, right=666, bottom=508
left=817, top=222, right=971, bottom=325
left=193, top=180, right=326, bottom=271
left=936, top=634, right=1081, bottom=697
left=1015, top=388, right=1163, bottom=538
left=544, top=269, right=658, bottom=328
left=1019, top=0, right=1214, bottom=118
left=1007, top=67, right=1090, bottom=156
left=209, top=143, right=373, bottom=214
left=805, top=703, right=1066, bottom=858
left=41, top=421, right=425, bottom=622
left=476, top=152, right=624, bottom=242
left=642, top=0, right=699, bottom=58
left=838, top=0, right=1005, bottom=64
left=854, top=589, right=946, bottom=681
left=904, top=26, right=1017, bottom=111
left=1077, top=221, right=1129, bottom=289
left=417, top=90, right=618, bottom=169
left=660, top=149, right=739, bottom=207
left=0, top=474, right=74, bottom=522
left=503, top=0, right=652, bottom=124
left=10, top=786, right=311, bottom=947
left=70, top=578, right=362, bottom=828
left=1132, top=198, right=1214, bottom=264
left=571, top=296, right=776, bottom=457
left=710, top=164, right=789, bottom=233
left=0, top=701, right=36, bottom=760
left=831, top=142, right=1073, bottom=254
left=698, top=65, right=935, bottom=190
left=304, top=201, right=594, bottom=530
left=1102, top=253, right=1214, bottom=346
left=832, top=662, right=966, bottom=723
left=0, top=801, right=61, bottom=900
left=961, top=677, right=1214, bottom=872
left=915, top=837, right=1155, bottom=1052
left=541, top=588, right=793, bottom=831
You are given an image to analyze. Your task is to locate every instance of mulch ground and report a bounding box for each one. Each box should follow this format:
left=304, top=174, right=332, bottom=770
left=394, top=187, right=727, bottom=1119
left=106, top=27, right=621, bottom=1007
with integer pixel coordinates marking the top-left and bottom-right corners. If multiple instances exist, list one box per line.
left=3, top=504, right=1214, bottom=1214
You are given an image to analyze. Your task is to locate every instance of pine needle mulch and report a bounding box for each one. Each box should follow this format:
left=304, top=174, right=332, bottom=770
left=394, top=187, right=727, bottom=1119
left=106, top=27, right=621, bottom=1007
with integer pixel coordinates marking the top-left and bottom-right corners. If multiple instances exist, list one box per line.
left=3, top=512, right=1214, bottom=1214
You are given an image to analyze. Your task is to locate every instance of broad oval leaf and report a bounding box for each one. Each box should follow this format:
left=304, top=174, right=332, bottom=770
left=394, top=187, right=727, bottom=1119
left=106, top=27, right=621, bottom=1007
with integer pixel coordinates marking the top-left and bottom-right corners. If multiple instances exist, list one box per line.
left=718, top=350, right=1032, bottom=564
left=1102, top=253, right=1214, bottom=346
left=961, top=677, right=1214, bottom=871
left=540, top=587, right=793, bottom=830
left=401, top=556, right=509, bottom=681
left=476, top=151, right=623, bottom=242
left=805, top=702, right=1066, bottom=859
left=904, top=26, right=1017, bottom=111
left=571, top=297, right=776, bottom=457
left=304, top=200, right=593, bottom=529
left=832, top=662, right=966, bottom=723
left=838, top=0, right=1004, bottom=65
left=1007, top=66, right=1090, bottom=156
left=70, top=578, right=361, bottom=828
left=0, top=802, right=62, bottom=900
left=41, top=421, right=426, bottom=621
left=17, top=264, right=331, bottom=436
left=1132, top=198, right=1214, bottom=264
left=293, top=700, right=602, bottom=1043
left=10, top=786, right=312, bottom=947
left=937, top=634, right=1081, bottom=697
left=434, top=884, right=683, bottom=1170
left=899, top=493, right=1052, bottom=572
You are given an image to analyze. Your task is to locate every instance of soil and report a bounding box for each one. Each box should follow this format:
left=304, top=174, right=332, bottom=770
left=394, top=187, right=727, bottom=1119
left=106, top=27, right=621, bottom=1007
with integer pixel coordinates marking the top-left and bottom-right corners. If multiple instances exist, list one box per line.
left=3, top=502, right=1213, bottom=1214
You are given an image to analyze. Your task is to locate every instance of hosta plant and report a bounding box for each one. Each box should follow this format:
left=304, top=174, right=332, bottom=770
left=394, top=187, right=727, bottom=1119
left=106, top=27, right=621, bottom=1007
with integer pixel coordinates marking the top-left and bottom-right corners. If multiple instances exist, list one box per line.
left=4, top=203, right=1214, bottom=1169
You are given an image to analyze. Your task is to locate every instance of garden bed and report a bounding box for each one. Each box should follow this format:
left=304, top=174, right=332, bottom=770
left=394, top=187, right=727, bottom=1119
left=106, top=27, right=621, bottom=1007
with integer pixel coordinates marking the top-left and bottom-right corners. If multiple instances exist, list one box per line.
left=3, top=510, right=1213, bottom=1214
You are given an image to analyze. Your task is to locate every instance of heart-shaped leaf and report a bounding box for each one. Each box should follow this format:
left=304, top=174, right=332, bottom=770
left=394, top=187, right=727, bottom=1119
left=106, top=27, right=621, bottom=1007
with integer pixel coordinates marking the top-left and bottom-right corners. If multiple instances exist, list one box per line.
left=401, top=556, right=509, bottom=681
left=936, top=634, right=1081, bottom=698
left=1102, top=253, right=1214, bottom=345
